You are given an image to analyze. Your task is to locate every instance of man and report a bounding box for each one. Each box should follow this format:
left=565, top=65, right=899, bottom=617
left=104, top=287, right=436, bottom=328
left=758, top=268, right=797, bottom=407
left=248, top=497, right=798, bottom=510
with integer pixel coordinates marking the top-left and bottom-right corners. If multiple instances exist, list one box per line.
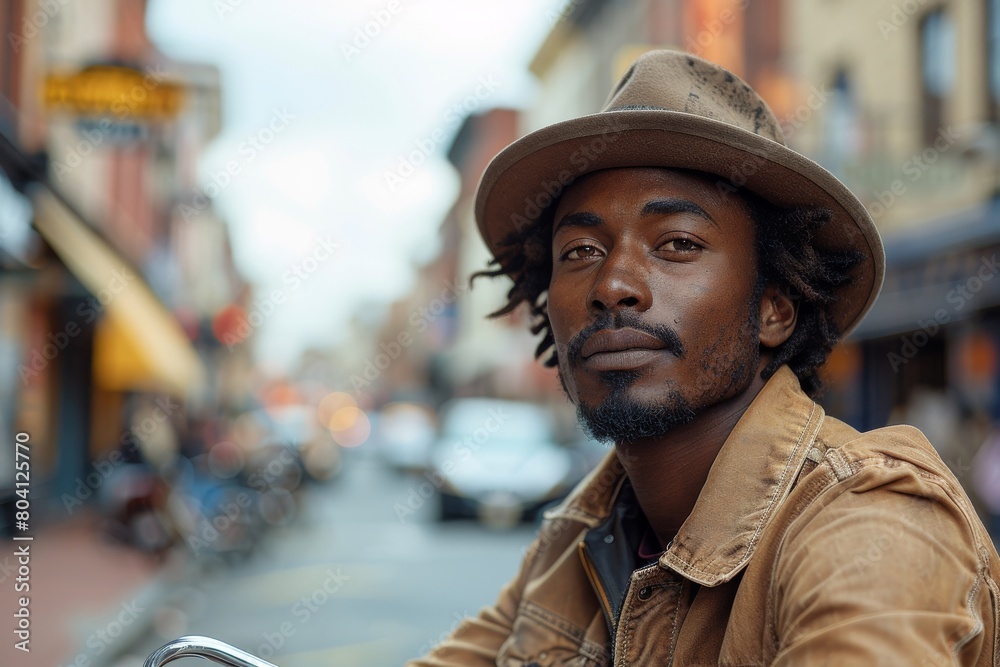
left=409, top=51, right=1000, bottom=666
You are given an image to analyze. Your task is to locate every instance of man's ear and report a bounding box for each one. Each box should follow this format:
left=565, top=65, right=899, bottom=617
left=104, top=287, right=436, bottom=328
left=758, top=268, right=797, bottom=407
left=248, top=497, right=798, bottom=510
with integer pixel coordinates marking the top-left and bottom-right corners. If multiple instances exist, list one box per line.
left=758, top=284, right=798, bottom=349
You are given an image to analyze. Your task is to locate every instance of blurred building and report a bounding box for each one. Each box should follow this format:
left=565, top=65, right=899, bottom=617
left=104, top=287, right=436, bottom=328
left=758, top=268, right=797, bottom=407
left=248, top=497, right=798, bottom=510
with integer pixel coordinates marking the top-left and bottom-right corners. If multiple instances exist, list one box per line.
left=787, top=0, right=1000, bottom=466
left=526, top=0, right=794, bottom=133
left=367, top=108, right=561, bottom=407
left=0, top=0, right=247, bottom=519
left=445, top=109, right=567, bottom=402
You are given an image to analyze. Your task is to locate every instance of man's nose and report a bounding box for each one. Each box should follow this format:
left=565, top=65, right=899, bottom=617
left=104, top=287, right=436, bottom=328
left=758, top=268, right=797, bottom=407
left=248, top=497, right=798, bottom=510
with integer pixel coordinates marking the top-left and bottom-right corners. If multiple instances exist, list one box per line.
left=587, top=247, right=652, bottom=313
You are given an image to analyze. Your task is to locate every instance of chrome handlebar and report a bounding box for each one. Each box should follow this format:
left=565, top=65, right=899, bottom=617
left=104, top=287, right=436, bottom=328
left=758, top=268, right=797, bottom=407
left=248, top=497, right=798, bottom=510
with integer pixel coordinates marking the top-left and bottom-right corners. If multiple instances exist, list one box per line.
left=143, top=636, right=279, bottom=667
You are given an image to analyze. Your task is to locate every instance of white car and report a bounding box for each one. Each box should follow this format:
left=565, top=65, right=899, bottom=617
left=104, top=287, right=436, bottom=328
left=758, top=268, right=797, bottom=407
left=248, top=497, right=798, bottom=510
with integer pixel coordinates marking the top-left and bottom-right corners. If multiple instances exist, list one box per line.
left=375, top=402, right=437, bottom=472
left=262, top=405, right=341, bottom=483
left=429, top=399, right=574, bottom=527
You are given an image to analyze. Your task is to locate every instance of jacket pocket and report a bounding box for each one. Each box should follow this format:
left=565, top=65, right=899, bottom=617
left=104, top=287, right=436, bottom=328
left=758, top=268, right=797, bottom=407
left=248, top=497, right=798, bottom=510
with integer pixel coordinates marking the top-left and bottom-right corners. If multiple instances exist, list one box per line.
left=496, top=602, right=608, bottom=667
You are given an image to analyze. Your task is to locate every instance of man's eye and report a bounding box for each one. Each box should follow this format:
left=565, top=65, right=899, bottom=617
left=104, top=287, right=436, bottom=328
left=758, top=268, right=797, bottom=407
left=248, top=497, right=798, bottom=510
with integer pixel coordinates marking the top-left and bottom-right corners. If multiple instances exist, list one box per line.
left=562, top=245, right=602, bottom=260
left=662, top=238, right=701, bottom=252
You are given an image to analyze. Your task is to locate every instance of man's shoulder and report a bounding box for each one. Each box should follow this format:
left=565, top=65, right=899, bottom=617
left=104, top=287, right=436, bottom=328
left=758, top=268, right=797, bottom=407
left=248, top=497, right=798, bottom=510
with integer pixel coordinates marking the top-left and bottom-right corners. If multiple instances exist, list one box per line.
left=763, top=417, right=1000, bottom=666
left=785, top=414, right=996, bottom=570
left=812, top=414, right=965, bottom=487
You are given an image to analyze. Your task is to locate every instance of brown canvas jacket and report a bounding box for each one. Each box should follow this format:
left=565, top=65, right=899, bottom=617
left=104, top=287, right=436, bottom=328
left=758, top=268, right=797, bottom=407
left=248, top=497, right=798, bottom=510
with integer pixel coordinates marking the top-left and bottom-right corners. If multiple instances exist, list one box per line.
left=406, top=366, right=1000, bottom=666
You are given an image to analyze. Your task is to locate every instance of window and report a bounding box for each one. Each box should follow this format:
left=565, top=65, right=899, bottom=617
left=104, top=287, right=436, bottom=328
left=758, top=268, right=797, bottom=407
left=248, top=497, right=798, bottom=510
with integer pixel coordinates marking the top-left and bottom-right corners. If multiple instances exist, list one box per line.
left=823, top=69, right=862, bottom=177
left=919, top=9, right=956, bottom=144
left=988, top=0, right=1000, bottom=121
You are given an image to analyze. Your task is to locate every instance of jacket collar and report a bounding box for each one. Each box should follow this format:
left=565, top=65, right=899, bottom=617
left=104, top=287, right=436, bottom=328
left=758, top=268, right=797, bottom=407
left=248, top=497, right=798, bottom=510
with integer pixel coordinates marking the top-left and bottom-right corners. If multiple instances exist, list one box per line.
left=544, top=365, right=825, bottom=587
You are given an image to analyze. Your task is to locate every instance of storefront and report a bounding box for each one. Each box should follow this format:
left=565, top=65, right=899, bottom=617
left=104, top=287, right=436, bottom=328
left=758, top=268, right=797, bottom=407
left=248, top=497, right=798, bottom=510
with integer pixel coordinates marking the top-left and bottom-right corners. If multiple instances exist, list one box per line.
left=830, top=201, right=1000, bottom=429
left=0, top=140, right=207, bottom=522
left=822, top=198, right=1000, bottom=471
left=30, top=188, right=206, bottom=501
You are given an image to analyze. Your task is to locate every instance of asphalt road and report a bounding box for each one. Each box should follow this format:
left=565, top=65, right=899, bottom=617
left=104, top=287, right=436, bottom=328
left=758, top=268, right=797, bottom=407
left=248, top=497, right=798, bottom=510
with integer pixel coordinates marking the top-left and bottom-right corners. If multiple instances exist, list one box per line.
left=123, top=447, right=539, bottom=667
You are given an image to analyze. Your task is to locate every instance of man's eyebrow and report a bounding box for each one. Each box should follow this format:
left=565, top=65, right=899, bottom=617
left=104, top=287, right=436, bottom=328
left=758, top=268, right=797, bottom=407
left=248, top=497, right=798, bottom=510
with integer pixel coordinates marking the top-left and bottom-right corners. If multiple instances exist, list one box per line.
left=553, top=198, right=717, bottom=235
left=552, top=211, right=604, bottom=235
left=640, top=197, right=717, bottom=227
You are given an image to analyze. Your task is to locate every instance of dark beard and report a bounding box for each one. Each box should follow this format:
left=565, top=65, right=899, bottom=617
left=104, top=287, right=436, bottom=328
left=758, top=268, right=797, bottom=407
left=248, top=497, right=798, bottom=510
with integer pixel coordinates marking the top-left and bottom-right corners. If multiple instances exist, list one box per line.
left=562, top=290, right=762, bottom=445
left=575, top=371, right=696, bottom=444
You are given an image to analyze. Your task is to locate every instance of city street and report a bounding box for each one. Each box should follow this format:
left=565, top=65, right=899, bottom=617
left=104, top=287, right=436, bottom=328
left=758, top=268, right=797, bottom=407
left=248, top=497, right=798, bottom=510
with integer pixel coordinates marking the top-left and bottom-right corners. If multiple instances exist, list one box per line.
left=123, top=448, right=538, bottom=667
left=5, top=2, right=1000, bottom=666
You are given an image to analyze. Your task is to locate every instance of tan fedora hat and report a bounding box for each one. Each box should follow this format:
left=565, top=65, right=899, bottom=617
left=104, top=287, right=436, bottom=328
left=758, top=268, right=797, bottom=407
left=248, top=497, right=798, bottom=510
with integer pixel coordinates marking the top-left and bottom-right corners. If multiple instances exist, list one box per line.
left=474, top=49, right=885, bottom=338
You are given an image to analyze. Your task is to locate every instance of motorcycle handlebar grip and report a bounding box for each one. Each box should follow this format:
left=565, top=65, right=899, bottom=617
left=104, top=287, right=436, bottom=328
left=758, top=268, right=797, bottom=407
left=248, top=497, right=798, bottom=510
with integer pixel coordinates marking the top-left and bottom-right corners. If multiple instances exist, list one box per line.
left=143, top=635, right=280, bottom=667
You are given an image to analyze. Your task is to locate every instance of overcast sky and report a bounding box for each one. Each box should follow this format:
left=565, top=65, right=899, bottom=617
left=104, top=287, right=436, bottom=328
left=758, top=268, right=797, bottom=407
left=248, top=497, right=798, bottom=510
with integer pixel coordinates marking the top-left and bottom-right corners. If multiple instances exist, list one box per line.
left=147, top=0, right=562, bottom=373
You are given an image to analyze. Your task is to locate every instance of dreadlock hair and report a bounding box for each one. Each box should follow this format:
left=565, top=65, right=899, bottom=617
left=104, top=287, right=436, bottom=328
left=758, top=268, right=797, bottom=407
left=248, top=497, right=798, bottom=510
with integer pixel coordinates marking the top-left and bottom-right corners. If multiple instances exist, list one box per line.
left=742, top=190, right=863, bottom=396
left=470, top=176, right=864, bottom=398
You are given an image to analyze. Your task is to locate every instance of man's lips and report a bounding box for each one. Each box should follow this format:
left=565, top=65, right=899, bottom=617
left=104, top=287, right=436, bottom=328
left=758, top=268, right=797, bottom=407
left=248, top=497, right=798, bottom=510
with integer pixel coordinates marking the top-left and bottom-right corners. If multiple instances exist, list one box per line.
left=580, top=328, right=669, bottom=359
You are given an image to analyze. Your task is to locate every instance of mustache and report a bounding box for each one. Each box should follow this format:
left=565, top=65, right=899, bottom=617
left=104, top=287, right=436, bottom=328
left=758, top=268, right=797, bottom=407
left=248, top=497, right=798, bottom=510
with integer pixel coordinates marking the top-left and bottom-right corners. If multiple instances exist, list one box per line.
left=566, top=311, right=685, bottom=365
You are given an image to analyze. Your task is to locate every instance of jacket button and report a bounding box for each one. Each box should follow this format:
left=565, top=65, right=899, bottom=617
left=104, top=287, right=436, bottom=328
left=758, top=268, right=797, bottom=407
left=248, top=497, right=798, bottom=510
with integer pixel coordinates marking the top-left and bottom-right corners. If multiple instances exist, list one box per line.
left=638, top=586, right=652, bottom=600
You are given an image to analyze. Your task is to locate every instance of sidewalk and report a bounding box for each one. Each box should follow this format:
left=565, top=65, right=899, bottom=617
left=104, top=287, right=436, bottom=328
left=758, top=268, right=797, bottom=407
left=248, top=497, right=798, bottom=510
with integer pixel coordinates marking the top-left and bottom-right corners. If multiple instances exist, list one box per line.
left=0, top=508, right=197, bottom=667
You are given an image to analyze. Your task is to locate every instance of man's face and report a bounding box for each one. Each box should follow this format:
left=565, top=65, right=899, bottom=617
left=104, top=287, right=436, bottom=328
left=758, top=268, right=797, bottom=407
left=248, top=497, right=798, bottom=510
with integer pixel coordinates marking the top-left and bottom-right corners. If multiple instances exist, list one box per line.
left=547, top=168, right=764, bottom=443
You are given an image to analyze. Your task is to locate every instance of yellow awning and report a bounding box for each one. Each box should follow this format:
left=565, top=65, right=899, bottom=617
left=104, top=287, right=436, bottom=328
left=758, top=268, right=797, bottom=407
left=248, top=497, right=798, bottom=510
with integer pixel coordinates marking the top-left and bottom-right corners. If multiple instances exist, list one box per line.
left=32, top=191, right=206, bottom=397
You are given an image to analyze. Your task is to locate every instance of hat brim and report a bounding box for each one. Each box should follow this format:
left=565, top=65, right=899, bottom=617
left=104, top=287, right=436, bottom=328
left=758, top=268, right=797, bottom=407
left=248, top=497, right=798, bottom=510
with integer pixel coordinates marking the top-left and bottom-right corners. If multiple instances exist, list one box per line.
left=474, top=110, right=885, bottom=338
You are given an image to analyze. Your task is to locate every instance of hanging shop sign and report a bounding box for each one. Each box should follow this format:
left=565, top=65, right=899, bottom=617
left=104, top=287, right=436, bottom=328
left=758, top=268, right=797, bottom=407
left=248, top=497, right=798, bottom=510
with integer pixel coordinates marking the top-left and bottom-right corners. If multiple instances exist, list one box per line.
left=43, top=64, right=186, bottom=121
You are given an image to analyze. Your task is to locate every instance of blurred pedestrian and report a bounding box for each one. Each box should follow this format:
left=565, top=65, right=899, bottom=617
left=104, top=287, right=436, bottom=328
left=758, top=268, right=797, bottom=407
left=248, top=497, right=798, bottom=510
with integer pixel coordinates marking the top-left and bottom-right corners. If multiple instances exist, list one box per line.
left=974, top=426, right=1000, bottom=540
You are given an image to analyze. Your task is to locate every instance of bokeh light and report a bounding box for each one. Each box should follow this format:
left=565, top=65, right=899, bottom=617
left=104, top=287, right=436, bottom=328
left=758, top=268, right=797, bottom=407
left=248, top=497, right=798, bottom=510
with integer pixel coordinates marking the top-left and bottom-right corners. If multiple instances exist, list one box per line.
left=317, top=391, right=356, bottom=427
left=329, top=406, right=371, bottom=448
left=206, top=440, right=244, bottom=479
